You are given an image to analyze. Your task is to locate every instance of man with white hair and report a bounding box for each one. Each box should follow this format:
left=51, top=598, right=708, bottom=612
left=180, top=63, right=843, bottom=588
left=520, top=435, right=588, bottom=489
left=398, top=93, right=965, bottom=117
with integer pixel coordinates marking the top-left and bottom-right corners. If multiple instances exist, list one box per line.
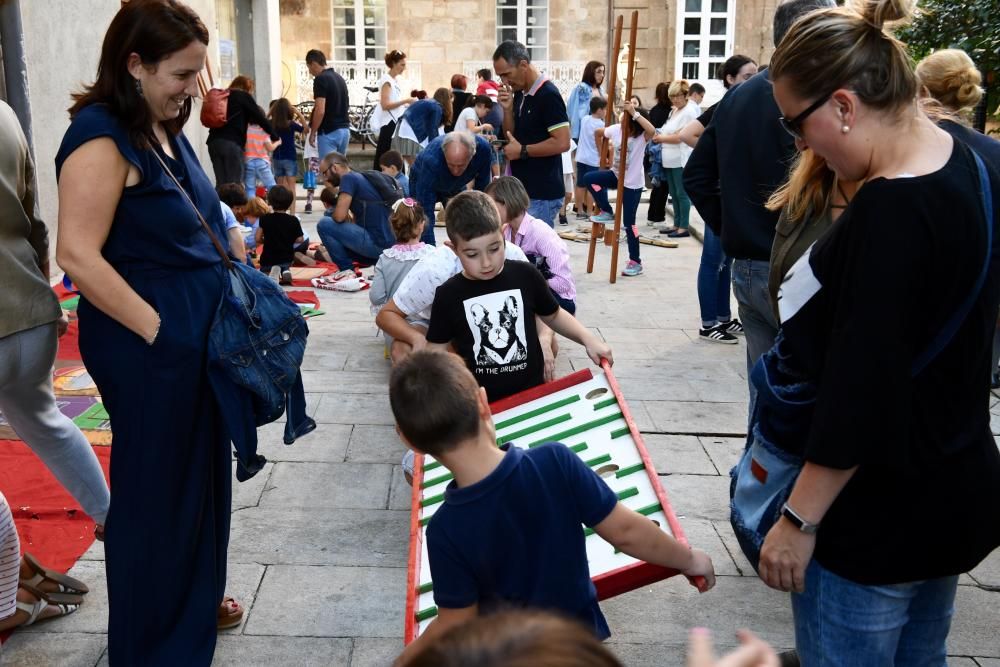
left=409, top=131, right=494, bottom=244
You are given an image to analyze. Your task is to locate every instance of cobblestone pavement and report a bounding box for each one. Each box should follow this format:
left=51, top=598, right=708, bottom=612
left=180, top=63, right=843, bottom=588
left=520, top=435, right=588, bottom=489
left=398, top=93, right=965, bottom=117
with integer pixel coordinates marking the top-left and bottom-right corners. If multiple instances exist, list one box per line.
left=4, top=205, right=998, bottom=666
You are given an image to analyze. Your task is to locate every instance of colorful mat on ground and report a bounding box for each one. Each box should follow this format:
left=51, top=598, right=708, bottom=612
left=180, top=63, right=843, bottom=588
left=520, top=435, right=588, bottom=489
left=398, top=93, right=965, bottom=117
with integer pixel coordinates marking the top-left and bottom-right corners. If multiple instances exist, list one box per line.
left=404, top=363, right=691, bottom=642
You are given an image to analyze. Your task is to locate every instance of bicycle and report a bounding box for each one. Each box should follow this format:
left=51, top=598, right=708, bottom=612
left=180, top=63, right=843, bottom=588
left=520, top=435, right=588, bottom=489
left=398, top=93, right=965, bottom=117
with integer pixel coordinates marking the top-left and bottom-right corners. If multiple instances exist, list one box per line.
left=348, top=86, right=379, bottom=149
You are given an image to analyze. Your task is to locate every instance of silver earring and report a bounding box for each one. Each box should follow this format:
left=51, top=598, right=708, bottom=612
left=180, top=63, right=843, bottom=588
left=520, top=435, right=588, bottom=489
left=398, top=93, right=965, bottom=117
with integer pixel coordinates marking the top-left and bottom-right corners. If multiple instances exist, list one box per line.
left=841, top=125, right=850, bottom=133
left=135, top=79, right=143, bottom=97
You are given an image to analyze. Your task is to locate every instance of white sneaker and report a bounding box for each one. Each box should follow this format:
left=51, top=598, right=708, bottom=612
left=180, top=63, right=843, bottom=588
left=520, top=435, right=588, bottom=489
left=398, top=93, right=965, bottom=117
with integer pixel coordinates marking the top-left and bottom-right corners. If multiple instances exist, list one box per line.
left=331, top=269, right=356, bottom=281
left=268, top=266, right=281, bottom=283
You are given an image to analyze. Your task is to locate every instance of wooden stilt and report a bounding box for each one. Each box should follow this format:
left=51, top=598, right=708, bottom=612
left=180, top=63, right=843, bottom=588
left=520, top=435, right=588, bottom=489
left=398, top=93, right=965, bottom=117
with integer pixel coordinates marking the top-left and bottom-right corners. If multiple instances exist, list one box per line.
left=586, top=14, right=623, bottom=275
left=609, top=11, right=639, bottom=284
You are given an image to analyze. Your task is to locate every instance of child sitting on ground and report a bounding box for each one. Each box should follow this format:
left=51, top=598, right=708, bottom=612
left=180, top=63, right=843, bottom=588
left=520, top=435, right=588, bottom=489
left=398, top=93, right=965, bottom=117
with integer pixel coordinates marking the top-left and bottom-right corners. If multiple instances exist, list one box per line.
left=256, top=185, right=304, bottom=285
left=240, top=196, right=270, bottom=258
left=378, top=150, right=410, bottom=197
left=215, top=183, right=249, bottom=263
left=486, top=176, right=577, bottom=314
left=389, top=352, right=716, bottom=666
left=426, top=190, right=611, bottom=402
left=370, top=199, right=436, bottom=347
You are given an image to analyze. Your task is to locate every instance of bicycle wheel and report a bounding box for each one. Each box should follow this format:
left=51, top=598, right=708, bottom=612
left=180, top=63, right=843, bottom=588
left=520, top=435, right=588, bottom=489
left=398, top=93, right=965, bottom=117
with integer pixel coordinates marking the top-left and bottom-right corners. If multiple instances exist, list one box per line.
left=361, top=105, right=378, bottom=148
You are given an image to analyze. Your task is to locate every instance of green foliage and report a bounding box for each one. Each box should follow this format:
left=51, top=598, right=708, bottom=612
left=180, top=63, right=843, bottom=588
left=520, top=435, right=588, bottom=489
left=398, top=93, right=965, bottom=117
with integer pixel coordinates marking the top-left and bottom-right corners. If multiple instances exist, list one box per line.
left=897, top=0, right=1000, bottom=73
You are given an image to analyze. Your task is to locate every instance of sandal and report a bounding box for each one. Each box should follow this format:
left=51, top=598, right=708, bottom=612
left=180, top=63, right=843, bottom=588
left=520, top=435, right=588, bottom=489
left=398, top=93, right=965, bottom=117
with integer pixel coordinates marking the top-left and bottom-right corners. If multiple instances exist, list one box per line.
left=14, top=583, right=83, bottom=627
left=218, top=595, right=244, bottom=630
left=20, top=553, right=89, bottom=596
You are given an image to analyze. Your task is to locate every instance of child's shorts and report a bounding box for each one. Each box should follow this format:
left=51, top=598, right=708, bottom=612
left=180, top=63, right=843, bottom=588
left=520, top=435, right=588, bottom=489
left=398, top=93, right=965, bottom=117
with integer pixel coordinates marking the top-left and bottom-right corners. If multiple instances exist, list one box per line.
left=576, top=162, right=599, bottom=188
left=273, top=159, right=298, bottom=178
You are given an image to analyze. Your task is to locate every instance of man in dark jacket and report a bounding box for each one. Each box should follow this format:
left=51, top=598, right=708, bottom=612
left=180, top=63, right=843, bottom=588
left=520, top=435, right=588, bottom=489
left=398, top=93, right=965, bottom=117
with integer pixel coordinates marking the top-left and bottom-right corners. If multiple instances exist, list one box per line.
left=684, top=0, right=835, bottom=374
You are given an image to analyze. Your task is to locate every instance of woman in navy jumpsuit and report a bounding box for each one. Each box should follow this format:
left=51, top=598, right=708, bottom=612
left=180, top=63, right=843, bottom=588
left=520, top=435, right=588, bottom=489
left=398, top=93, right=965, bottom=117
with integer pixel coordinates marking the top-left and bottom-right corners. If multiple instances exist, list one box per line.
left=55, top=2, right=236, bottom=664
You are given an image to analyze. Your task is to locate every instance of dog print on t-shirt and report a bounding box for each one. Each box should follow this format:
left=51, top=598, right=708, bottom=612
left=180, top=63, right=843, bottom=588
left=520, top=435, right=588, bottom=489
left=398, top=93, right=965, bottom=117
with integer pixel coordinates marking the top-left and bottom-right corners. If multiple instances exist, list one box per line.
left=463, top=289, right=529, bottom=374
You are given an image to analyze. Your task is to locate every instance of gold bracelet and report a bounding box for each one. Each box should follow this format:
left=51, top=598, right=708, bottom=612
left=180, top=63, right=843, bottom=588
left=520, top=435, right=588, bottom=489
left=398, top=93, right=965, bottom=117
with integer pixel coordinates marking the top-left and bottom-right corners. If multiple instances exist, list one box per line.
left=145, top=313, right=161, bottom=346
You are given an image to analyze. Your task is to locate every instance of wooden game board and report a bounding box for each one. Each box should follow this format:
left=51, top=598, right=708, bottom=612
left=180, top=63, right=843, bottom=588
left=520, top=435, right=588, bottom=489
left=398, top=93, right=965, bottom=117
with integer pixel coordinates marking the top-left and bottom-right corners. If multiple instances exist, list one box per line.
left=404, top=362, right=691, bottom=642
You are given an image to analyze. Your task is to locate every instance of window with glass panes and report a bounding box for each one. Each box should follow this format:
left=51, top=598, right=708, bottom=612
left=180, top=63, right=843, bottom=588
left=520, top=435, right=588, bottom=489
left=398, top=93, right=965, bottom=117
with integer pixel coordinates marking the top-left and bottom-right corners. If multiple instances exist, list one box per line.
left=496, top=0, right=548, bottom=62
left=675, top=0, right=734, bottom=84
left=331, top=0, right=386, bottom=61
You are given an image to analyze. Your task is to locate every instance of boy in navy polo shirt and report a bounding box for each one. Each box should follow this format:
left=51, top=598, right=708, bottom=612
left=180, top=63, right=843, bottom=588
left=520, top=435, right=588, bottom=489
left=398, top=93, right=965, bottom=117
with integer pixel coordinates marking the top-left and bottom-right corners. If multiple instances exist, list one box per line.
left=493, top=40, right=571, bottom=227
left=390, top=351, right=716, bottom=666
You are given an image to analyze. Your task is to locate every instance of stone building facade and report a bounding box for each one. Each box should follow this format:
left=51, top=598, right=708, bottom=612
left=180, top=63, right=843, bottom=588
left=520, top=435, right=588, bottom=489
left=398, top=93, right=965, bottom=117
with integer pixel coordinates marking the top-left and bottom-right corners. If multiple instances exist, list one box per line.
left=279, top=0, right=779, bottom=106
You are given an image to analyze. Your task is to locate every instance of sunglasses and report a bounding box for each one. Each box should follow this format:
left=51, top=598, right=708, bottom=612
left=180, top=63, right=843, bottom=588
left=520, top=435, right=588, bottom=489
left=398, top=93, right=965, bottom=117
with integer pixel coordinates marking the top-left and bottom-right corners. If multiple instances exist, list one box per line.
left=779, top=92, right=832, bottom=140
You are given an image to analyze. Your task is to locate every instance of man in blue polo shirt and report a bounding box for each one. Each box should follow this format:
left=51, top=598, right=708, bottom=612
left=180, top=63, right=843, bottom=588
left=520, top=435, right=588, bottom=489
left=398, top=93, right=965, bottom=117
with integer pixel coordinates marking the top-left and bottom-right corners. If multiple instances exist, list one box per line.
left=409, top=132, right=494, bottom=245
left=493, top=40, right=571, bottom=228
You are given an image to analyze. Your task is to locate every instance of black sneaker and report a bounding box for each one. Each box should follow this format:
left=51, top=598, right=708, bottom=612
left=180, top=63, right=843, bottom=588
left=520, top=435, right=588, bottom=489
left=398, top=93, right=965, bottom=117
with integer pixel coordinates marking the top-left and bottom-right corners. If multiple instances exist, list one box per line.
left=558, top=213, right=569, bottom=225
left=304, top=203, right=312, bottom=214
left=699, top=324, right=738, bottom=344
left=719, top=318, right=745, bottom=336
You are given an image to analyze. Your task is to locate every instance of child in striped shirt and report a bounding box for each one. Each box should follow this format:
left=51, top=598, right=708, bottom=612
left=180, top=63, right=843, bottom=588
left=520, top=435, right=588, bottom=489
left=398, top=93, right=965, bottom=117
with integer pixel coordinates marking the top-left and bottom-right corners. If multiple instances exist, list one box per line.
left=244, top=124, right=281, bottom=197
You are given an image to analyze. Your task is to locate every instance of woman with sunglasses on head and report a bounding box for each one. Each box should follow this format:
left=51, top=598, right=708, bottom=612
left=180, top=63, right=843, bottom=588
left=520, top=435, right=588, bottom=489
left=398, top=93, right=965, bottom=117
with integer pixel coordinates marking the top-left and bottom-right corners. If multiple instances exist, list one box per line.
left=758, top=0, right=1000, bottom=663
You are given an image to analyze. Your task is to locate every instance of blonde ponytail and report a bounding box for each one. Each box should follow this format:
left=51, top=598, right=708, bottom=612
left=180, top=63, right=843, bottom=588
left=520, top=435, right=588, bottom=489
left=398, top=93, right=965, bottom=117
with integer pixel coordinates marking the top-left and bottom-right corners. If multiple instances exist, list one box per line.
left=916, top=49, right=983, bottom=115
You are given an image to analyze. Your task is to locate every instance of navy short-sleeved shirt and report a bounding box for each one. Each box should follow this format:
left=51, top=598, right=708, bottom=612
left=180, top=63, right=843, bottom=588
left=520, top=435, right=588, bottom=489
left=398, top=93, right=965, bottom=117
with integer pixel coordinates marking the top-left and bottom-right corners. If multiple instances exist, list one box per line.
left=426, top=442, right=618, bottom=638
left=313, top=68, right=350, bottom=133
left=510, top=78, right=570, bottom=201
left=338, top=171, right=394, bottom=249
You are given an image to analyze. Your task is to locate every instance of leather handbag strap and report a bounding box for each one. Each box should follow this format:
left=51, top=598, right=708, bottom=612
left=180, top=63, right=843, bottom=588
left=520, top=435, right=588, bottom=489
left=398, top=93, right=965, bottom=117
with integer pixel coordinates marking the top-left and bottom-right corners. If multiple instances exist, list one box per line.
left=910, top=150, right=994, bottom=376
left=150, top=148, right=234, bottom=271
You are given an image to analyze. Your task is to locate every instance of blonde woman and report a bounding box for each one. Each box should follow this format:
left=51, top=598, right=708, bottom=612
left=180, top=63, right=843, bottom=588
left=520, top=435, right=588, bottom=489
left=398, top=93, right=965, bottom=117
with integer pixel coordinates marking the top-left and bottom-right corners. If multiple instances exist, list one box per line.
left=652, top=80, right=700, bottom=237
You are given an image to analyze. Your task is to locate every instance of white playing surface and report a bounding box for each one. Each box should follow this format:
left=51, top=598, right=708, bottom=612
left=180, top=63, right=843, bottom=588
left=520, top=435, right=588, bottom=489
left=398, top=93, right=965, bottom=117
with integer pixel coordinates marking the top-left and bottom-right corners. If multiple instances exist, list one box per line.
left=412, top=370, right=675, bottom=636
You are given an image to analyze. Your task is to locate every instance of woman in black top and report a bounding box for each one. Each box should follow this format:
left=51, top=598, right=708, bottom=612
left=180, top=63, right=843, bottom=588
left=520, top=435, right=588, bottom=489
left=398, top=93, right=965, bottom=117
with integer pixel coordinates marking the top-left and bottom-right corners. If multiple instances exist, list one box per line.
left=645, top=82, right=672, bottom=223
left=761, top=0, right=1000, bottom=662
left=205, top=75, right=277, bottom=186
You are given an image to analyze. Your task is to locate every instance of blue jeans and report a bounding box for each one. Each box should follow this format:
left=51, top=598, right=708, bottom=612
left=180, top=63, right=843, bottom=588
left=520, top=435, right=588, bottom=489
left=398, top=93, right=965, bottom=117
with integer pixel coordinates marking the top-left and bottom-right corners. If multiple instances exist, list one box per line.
left=582, top=170, right=642, bottom=263
left=245, top=157, right=276, bottom=195
left=697, top=224, right=733, bottom=327
left=272, top=159, right=298, bottom=178
left=793, top=559, right=958, bottom=667
left=317, top=128, right=350, bottom=160
left=664, top=167, right=691, bottom=229
left=316, top=217, right=384, bottom=272
left=732, top=258, right=779, bottom=419
left=527, top=197, right=565, bottom=228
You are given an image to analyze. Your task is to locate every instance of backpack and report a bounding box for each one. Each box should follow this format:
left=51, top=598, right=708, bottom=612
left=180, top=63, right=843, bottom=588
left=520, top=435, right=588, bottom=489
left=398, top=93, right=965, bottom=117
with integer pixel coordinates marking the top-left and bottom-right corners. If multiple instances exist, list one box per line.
left=359, top=170, right=403, bottom=209
left=197, top=60, right=229, bottom=129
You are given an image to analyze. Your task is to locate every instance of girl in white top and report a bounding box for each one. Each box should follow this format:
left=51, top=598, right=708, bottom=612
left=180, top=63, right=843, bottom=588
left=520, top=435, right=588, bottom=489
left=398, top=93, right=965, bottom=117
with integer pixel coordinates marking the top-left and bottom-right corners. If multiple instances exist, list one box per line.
left=653, top=80, right=701, bottom=237
left=453, top=95, right=496, bottom=136
left=373, top=49, right=415, bottom=170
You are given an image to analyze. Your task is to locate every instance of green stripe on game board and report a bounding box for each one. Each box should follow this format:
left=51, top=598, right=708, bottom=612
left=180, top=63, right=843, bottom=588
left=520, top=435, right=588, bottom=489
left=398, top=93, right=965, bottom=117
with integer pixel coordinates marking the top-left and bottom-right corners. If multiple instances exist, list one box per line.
left=569, top=442, right=588, bottom=453
left=527, top=412, right=624, bottom=448
left=616, top=487, right=639, bottom=501
left=615, top=462, right=646, bottom=479
left=593, top=397, right=618, bottom=411
left=421, top=472, right=454, bottom=489
left=584, top=526, right=595, bottom=537
left=421, top=492, right=445, bottom=508
left=610, top=426, right=631, bottom=439
left=495, top=394, right=581, bottom=430
left=497, top=413, right=573, bottom=445
left=636, top=502, right=662, bottom=516
left=416, top=606, right=438, bottom=622
left=423, top=460, right=442, bottom=473
left=418, top=581, right=433, bottom=595
left=584, top=453, right=612, bottom=467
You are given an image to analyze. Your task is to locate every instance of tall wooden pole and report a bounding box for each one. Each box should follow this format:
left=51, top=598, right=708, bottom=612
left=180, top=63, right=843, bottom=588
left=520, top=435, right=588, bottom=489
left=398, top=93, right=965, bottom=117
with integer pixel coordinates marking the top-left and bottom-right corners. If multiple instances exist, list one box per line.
left=608, top=10, right=639, bottom=284
left=587, top=14, right=622, bottom=275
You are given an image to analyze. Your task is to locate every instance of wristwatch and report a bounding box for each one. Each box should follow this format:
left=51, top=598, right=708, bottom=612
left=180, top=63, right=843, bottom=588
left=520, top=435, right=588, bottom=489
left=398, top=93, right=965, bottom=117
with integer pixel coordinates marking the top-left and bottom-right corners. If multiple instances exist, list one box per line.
left=781, top=503, right=820, bottom=534
left=520, top=144, right=529, bottom=161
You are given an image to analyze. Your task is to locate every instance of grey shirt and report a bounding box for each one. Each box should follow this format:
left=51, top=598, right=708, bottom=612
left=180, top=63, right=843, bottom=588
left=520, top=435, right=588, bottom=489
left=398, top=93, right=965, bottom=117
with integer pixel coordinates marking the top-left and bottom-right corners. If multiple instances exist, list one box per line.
left=0, top=101, right=61, bottom=339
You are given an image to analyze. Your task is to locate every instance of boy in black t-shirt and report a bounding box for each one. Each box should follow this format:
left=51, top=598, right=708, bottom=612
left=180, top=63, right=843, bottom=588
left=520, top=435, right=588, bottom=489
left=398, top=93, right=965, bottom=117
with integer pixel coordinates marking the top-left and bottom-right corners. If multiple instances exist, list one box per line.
left=389, top=352, right=715, bottom=665
left=256, top=185, right=304, bottom=285
left=426, top=190, right=612, bottom=401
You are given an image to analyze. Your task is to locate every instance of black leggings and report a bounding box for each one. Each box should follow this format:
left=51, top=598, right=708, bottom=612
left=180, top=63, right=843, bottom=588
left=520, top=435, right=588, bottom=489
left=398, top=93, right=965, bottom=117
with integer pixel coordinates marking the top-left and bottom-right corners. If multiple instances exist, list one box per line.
left=208, top=139, right=244, bottom=187
left=373, top=121, right=397, bottom=170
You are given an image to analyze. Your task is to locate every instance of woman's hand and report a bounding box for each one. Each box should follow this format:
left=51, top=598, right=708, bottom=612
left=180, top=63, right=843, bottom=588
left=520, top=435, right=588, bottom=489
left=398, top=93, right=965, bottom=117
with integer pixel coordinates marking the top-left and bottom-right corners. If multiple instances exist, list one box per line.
left=758, top=516, right=815, bottom=593
left=687, top=628, right=779, bottom=667
left=56, top=310, right=70, bottom=338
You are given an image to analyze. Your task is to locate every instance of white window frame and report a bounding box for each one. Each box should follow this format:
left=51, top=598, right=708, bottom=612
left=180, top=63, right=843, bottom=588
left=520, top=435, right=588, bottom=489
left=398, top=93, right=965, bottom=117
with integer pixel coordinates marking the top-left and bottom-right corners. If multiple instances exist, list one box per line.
left=330, top=0, right=387, bottom=62
left=496, top=0, right=549, bottom=63
left=674, top=0, right=735, bottom=96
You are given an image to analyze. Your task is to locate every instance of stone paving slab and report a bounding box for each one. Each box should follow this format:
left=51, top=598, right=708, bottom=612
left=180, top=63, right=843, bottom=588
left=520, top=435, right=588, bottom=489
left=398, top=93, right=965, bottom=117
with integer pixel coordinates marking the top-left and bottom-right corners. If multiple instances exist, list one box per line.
left=245, top=565, right=406, bottom=638
left=0, top=632, right=106, bottom=667
left=256, top=422, right=353, bottom=463
left=349, top=637, right=405, bottom=667
left=948, top=586, right=1000, bottom=657
left=643, top=400, right=749, bottom=436
left=700, top=436, right=745, bottom=476
left=345, top=425, right=406, bottom=464
left=213, top=636, right=353, bottom=666
left=969, top=548, right=1000, bottom=590
left=260, top=462, right=393, bottom=510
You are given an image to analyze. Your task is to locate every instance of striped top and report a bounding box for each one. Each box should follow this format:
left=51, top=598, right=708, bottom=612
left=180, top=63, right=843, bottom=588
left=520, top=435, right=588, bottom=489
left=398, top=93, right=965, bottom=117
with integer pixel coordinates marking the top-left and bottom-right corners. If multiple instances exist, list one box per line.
left=244, top=124, right=271, bottom=161
left=503, top=212, right=576, bottom=301
left=0, top=492, right=19, bottom=621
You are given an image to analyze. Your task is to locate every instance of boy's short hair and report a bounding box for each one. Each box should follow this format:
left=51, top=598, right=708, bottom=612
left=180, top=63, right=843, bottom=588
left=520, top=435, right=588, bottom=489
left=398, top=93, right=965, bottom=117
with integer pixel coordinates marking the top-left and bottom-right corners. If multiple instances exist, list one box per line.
left=444, top=190, right=502, bottom=245
left=589, top=96, right=608, bottom=114
left=319, top=187, right=338, bottom=209
left=267, top=185, right=294, bottom=211
left=379, top=150, right=404, bottom=172
left=689, top=82, right=706, bottom=96
left=390, top=351, right=482, bottom=457
left=485, top=176, right=529, bottom=222
left=217, top=182, right=248, bottom=208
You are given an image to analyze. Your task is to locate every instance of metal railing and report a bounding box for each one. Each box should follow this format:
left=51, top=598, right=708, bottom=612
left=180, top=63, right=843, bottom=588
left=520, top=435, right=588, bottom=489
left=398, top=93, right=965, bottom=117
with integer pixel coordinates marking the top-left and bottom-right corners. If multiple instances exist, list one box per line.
left=462, top=61, right=586, bottom=99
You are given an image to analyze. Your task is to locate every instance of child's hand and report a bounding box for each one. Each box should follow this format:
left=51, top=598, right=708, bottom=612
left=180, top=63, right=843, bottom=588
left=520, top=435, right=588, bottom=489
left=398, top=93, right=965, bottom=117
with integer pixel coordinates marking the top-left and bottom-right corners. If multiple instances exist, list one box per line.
left=585, top=338, right=613, bottom=367
left=683, top=549, right=716, bottom=592
left=687, top=628, right=779, bottom=667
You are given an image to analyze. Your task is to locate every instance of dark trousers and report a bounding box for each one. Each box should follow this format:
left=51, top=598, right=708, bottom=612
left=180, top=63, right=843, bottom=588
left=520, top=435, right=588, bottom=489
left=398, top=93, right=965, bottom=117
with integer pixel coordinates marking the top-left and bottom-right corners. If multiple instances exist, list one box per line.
left=373, top=121, right=397, bottom=170
left=646, top=181, right=670, bottom=222
left=208, top=139, right=244, bottom=187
